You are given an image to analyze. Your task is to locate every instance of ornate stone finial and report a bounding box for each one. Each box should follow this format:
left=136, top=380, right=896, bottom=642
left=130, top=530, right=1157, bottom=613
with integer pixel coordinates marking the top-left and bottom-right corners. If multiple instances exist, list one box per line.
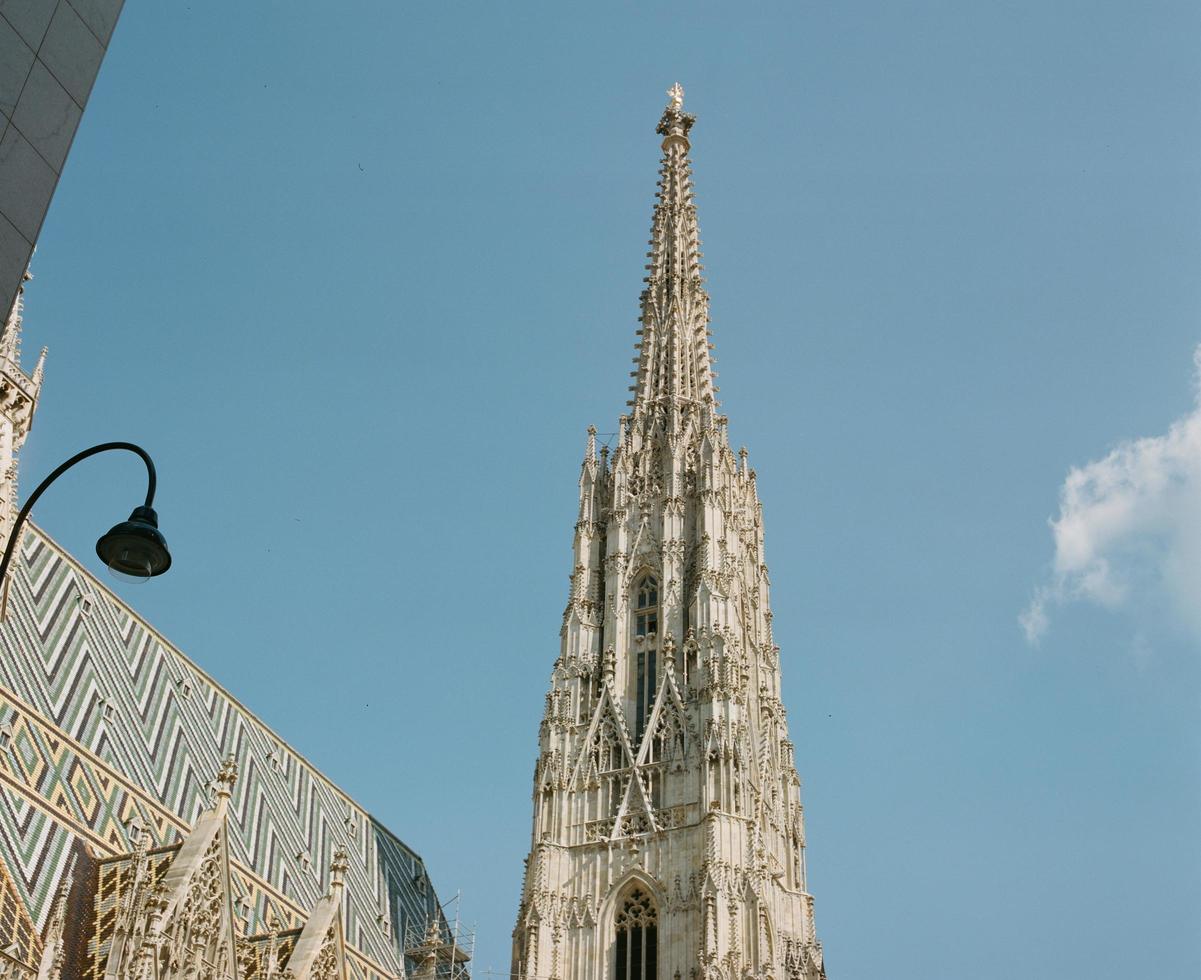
left=147, top=881, right=169, bottom=922
left=330, top=846, right=349, bottom=890
left=216, top=754, right=238, bottom=798
left=657, top=82, right=695, bottom=148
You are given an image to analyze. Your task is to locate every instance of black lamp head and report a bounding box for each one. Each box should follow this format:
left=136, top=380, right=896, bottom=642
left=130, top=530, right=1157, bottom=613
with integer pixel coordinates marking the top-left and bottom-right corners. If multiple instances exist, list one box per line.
left=96, top=505, right=172, bottom=578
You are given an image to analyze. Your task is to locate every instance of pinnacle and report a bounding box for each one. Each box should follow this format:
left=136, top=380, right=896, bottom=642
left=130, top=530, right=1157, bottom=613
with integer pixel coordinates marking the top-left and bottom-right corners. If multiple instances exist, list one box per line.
left=0, top=284, right=22, bottom=364
left=627, top=87, right=717, bottom=428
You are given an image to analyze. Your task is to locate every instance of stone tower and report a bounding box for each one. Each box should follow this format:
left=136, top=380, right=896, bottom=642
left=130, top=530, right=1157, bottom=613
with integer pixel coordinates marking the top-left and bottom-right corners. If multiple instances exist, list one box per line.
left=512, top=87, right=827, bottom=980
left=0, top=273, right=45, bottom=538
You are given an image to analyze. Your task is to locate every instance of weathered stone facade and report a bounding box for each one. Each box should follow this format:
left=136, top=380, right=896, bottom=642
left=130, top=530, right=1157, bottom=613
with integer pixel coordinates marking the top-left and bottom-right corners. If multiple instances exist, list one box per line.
left=512, top=88, right=826, bottom=980
left=0, top=274, right=44, bottom=539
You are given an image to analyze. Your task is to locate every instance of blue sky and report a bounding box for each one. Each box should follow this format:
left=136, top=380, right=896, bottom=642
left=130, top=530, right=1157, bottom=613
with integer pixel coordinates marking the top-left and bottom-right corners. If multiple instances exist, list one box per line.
left=18, top=2, right=1201, bottom=977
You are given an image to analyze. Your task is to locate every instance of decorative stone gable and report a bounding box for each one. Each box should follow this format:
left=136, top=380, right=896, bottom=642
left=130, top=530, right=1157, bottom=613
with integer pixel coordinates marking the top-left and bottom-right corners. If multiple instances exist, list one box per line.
left=19, top=759, right=361, bottom=980
left=81, top=756, right=242, bottom=980
left=278, top=847, right=351, bottom=980
left=512, top=87, right=826, bottom=980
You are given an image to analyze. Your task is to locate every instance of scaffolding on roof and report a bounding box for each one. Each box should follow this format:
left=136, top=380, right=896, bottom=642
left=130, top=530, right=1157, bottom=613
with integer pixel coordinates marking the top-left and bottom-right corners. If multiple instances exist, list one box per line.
left=404, top=891, right=473, bottom=980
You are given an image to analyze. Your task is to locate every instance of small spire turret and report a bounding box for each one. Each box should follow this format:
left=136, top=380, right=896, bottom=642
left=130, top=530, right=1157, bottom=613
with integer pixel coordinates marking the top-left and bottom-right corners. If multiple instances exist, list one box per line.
left=32, top=347, right=46, bottom=388
left=215, top=754, right=238, bottom=802
left=330, top=846, right=349, bottom=893
left=585, top=425, right=597, bottom=464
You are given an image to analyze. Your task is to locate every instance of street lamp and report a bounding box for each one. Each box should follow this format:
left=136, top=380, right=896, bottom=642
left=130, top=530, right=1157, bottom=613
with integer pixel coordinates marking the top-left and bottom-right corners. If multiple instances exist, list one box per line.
left=0, top=442, right=171, bottom=617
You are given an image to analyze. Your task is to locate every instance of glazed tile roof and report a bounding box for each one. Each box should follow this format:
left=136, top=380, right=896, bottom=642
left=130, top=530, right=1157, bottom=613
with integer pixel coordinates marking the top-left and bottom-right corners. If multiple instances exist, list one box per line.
left=0, top=525, right=445, bottom=980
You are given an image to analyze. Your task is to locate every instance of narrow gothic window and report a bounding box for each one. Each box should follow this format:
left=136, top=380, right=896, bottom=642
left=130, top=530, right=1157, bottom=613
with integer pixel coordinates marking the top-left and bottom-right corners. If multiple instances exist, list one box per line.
left=614, top=888, right=658, bottom=980
left=634, top=576, right=659, bottom=739
left=580, top=671, right=601, bottom=723
left=635, top=576, right=658, bottom=636
left=645, top=767, right=662, bottom=809
left=635, top=649, right=657, bottom=740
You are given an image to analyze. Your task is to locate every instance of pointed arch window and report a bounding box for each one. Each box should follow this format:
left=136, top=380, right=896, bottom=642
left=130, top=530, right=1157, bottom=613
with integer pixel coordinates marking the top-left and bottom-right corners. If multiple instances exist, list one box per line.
left=614, top=887, right=657, bottom=980
left=635, top=576, right=658, bottom=637
left=633, top=576, right=659, bottom=740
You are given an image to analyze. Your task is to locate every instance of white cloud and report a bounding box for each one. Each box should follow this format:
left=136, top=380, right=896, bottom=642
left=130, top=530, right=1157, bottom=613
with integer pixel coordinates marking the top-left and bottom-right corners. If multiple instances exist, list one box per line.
left=1022, top=345, right=1201, bottom=644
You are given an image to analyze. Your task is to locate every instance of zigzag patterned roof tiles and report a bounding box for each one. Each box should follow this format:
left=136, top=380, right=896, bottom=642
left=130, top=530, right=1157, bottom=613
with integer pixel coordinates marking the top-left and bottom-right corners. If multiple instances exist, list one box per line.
left=0, top=524, right=443, bottom=980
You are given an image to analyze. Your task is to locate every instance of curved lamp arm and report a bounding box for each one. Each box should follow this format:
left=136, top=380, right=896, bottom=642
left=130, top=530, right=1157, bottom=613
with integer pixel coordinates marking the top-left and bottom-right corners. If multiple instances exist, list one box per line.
left=0, top=442, right=164, bottom=616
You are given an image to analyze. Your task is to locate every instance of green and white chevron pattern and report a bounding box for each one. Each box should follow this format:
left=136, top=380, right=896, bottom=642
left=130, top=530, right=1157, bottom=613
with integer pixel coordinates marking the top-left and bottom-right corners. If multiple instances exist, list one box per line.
left=0, top=526, right=443, bottom=980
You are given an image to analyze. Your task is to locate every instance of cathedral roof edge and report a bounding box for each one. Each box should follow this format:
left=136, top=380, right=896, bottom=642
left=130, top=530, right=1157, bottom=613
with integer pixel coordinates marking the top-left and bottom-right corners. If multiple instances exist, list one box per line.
left=16, top=521, right=428, bottom=866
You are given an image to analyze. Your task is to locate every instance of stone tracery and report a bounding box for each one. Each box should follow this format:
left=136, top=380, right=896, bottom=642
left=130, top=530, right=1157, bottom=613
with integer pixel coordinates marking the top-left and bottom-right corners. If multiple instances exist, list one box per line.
left=512, top=88, right=826, bottom=980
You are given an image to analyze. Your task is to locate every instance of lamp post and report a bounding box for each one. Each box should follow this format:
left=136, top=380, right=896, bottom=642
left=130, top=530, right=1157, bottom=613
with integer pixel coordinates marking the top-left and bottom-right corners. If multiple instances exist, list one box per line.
left=0, top=442, right=172, bottom=618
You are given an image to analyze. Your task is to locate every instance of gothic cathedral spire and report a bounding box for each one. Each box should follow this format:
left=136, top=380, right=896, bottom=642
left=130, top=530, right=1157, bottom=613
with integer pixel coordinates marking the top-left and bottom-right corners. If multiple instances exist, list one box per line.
left=629, top=83, right=717, bottom=430
left=512, top=88, right=827, bottom=980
